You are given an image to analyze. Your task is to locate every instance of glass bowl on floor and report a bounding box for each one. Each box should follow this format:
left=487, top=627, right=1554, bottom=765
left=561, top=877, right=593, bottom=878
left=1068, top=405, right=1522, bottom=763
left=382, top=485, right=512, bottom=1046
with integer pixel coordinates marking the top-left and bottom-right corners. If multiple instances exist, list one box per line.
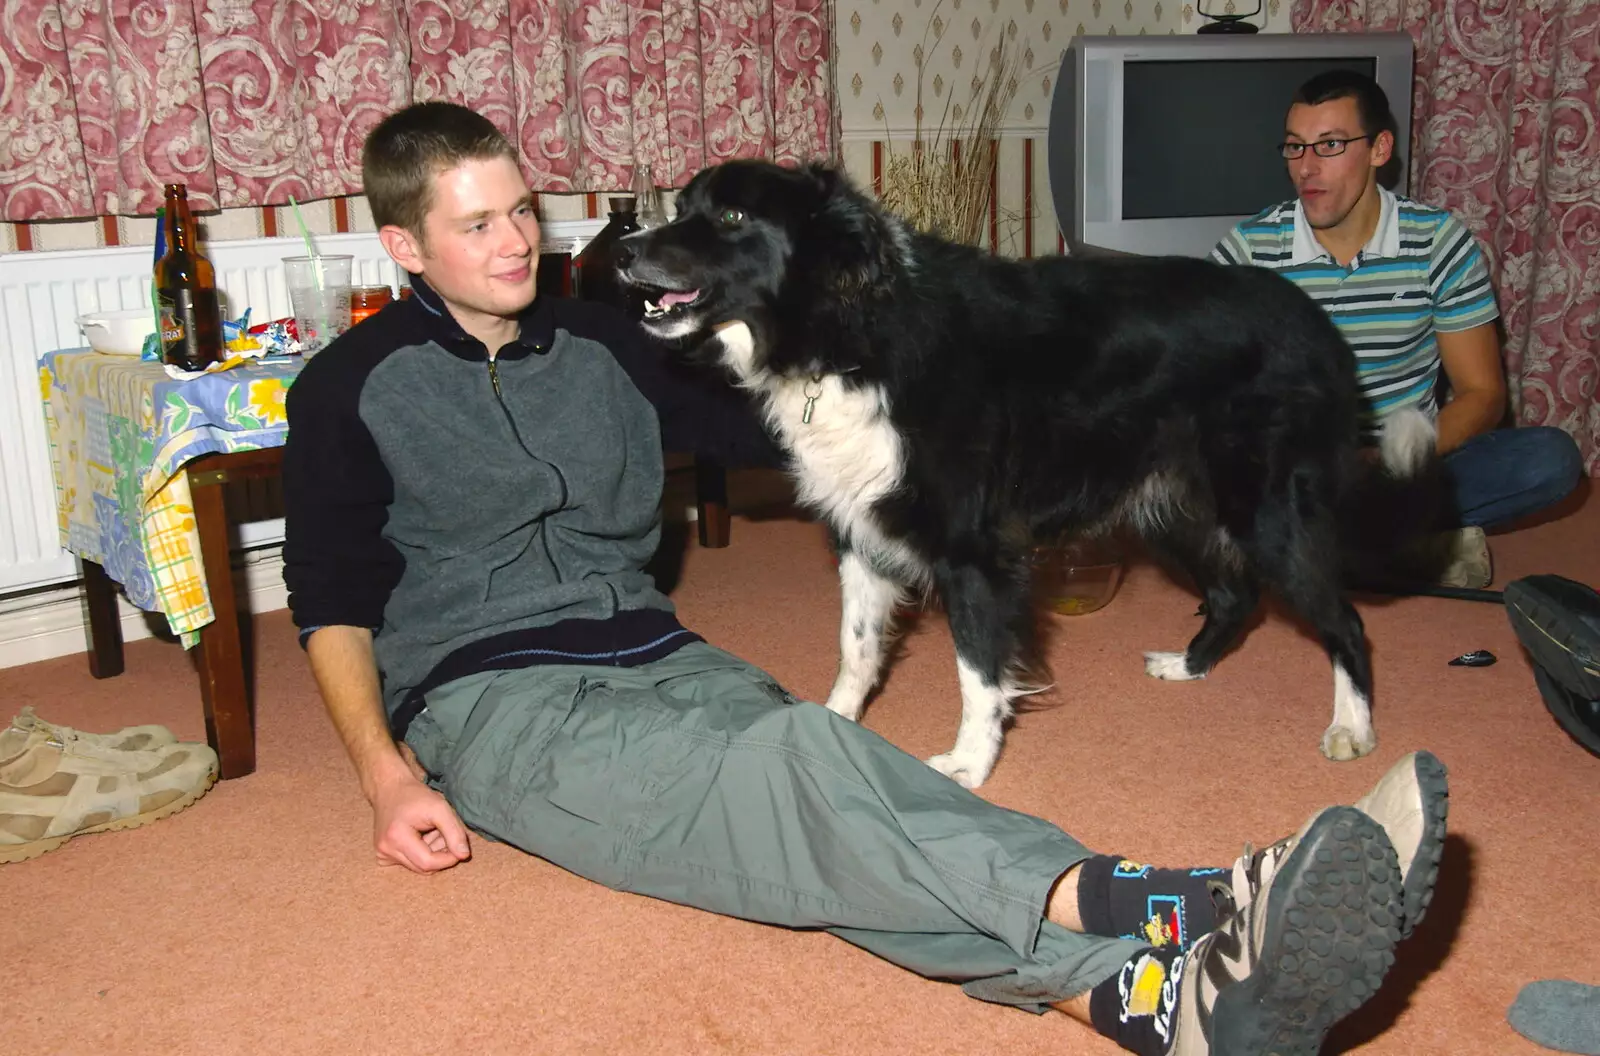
left=1032, top=536, right=1126, bottom=616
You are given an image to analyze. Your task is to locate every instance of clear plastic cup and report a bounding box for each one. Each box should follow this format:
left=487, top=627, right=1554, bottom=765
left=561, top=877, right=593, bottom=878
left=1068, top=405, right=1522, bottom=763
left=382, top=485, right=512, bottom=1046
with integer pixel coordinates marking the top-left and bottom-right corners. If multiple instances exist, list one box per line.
left=283, top=254, right=353, bottom=355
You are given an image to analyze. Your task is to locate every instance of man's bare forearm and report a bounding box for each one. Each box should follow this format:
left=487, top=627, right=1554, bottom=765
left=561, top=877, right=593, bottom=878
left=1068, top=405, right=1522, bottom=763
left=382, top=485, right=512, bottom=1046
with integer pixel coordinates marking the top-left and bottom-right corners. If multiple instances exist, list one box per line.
left=305, top=626, right=415, bottom=803
left=1435, top=389, right=1503, bottom=456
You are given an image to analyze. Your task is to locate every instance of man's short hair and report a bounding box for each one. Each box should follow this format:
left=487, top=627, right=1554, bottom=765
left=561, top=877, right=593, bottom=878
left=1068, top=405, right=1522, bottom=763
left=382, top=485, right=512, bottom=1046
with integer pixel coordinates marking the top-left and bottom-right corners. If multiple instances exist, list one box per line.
left=1292, top=69, right=1398, bottom=139
left=361, top=102, right=518, bottom=238
left=1292, top=69, right=1404, bottom=188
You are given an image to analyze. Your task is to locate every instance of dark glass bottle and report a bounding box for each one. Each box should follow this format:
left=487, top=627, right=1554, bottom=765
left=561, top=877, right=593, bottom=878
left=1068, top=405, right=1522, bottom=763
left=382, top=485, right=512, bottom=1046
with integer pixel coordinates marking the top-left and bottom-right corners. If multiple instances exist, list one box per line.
left=154, top=184, right=223, bottom=371
left=573, top=196, right=640, bottom=310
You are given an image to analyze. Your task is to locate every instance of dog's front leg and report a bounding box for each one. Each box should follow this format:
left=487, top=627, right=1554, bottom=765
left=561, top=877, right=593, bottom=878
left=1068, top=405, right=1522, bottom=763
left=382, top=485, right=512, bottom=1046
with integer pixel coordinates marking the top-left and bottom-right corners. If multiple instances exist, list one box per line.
left=928, top=560, right=1029, bottom=789
left=824, top=549, right=902, bottom=722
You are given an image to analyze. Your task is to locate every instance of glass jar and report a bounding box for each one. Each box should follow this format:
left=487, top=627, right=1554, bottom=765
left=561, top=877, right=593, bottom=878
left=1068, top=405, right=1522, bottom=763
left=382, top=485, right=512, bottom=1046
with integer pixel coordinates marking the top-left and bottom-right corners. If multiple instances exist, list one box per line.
left=1032, top=536, right=1126, bottom=616
left=349, top=285, right=393, bottom=326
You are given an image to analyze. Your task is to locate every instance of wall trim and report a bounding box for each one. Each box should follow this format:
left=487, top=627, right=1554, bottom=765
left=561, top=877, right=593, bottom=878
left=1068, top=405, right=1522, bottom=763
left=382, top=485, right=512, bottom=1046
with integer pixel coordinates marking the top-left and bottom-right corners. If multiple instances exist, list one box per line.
left=0, top=547, right=288, bottom=670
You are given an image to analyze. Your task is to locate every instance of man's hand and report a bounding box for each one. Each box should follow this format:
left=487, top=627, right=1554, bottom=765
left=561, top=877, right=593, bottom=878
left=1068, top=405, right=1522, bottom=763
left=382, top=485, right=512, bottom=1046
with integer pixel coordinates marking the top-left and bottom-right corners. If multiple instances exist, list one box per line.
left=370, top=765, right=473, bottom=873
left=304, top=626, right=474, bottom=874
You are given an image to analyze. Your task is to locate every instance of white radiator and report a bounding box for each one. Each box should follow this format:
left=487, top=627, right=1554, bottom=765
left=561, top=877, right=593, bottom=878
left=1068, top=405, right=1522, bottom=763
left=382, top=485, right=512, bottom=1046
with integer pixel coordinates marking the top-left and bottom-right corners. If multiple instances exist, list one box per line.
left=0, top=223, right=603, bottom=598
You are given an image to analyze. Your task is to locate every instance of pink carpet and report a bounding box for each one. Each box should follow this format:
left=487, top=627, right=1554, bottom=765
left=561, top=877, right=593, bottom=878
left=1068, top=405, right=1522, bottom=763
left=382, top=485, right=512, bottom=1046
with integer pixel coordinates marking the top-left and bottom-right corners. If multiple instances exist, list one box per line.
left=3, top=477, right=1597, bottom=1055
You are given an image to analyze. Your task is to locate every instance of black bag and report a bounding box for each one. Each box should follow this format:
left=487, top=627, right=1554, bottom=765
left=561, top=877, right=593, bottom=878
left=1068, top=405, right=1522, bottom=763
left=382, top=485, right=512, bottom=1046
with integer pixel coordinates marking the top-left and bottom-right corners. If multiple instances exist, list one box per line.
left=1504, top=574, right=1600, bottom=758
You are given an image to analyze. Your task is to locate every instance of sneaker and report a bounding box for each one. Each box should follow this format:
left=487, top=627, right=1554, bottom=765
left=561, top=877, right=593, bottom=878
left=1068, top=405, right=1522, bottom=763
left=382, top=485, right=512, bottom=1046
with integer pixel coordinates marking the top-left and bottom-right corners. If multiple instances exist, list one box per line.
left=1353, top=751, right=1449, bottom=939
left=1165, top=805, right=1404, bottom=1055
left=1229, top=752, right=1450, bottom=943
left=0, top=723, right=218, bottom=864
left=9, top=705, right=177, bottom=753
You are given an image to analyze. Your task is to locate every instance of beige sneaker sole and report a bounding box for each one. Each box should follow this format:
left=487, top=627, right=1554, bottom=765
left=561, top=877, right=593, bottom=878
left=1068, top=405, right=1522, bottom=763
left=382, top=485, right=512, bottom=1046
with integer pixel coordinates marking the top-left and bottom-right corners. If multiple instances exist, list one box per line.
left=0, top=763, right=218, bottom=864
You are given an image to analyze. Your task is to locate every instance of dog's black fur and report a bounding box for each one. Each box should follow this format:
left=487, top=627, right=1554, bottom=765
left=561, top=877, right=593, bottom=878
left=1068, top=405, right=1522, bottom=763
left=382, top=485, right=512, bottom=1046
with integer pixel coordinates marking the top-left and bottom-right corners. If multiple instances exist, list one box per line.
left=616, top=159, right=1440, bottom=787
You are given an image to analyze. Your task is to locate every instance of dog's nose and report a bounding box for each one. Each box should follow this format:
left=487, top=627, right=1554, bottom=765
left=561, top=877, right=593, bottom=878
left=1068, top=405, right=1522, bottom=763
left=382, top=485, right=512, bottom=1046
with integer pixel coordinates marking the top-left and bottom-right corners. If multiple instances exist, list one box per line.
left=612, top=239, right=636, bottom=269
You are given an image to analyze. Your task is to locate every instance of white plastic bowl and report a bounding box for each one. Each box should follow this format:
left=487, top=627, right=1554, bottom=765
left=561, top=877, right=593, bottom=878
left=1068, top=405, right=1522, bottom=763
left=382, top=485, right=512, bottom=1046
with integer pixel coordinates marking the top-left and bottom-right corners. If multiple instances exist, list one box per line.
left=76, top=307, right=158, bottom=356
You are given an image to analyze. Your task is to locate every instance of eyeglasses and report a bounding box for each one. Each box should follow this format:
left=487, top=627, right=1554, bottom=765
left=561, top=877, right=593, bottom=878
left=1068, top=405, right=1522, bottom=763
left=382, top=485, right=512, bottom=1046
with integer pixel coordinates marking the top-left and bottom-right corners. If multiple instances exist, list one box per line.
left=1279, top=135, right=1375, bottom=159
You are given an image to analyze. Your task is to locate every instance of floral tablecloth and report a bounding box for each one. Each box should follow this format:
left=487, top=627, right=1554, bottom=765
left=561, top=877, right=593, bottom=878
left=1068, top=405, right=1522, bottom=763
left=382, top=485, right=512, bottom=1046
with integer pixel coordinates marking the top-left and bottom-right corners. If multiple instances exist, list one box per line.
left=39, top=350, right=301, bottom=647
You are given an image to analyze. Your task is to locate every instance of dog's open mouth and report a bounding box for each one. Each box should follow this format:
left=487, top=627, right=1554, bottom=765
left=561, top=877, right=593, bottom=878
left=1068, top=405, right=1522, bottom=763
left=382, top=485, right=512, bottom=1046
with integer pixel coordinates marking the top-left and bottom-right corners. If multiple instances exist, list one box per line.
left=638, top=286, right=708, bottom=320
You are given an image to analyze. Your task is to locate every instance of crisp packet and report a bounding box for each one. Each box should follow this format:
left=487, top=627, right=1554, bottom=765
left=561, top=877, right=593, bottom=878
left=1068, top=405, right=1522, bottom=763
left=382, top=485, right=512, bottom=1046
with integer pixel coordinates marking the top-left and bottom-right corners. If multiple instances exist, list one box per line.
left=247, top=317, right=302, bottom=355
left=223, top=308, right=260, bottom=353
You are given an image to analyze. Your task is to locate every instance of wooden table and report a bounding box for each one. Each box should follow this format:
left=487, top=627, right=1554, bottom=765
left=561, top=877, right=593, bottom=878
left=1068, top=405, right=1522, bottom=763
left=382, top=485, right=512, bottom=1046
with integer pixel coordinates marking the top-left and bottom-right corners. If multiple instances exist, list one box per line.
left=42, top=349, right=302, bottom=784
left=80, top=447, right=285, bottom=780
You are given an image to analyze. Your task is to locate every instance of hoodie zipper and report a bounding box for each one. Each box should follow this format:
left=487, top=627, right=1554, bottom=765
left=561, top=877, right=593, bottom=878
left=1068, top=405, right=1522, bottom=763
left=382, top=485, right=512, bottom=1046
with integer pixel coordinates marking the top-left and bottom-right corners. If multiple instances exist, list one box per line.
left=485, top=353, right=570, bottom=511
left=486, top=357, right=517, bottom=438
left=485, top=356, right=529, bottom=456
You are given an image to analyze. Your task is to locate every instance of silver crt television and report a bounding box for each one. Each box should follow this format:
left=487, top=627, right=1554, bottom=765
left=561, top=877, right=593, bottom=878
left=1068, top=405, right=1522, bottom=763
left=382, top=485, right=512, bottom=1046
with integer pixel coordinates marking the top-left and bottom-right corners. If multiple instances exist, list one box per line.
left=1048, top=32, right=1416, bottom=258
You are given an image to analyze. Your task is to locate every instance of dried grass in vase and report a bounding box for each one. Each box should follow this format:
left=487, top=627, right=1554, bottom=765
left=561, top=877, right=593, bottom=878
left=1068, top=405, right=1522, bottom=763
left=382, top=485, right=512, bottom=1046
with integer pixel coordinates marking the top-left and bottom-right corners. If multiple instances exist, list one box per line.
left=878, top=7, right=1026, bottom=248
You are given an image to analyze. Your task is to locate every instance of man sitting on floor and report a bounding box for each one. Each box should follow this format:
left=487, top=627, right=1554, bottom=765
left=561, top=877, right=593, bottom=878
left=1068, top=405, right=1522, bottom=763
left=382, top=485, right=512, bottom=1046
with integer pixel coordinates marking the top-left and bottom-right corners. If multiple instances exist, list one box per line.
left=283, top=100, right=1452, bottom=1056
left=1211, top=69, right=1584, bottom=588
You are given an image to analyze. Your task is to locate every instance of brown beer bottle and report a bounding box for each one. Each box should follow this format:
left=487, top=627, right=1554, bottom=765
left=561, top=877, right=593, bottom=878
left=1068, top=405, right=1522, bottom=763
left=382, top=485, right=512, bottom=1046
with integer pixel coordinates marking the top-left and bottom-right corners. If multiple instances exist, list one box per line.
left=155, top=183, right=223, bottom=371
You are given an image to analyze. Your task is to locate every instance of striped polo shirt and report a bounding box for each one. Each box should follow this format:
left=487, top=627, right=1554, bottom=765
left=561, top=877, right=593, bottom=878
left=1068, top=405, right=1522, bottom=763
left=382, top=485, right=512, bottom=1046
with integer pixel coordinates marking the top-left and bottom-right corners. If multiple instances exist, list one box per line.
left=1210, top=186, right=1499, bottom=438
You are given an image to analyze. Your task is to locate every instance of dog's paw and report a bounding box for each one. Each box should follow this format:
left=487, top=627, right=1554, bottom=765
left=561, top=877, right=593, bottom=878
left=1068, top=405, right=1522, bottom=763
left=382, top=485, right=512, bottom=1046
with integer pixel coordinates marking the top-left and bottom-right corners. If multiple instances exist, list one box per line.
left=926, top=750, right=991, bottom=789
left=1320, top=722, right=1377, bottom=762
left=823, top=693, right=865, bottom=722
left=1144, top=651, right=1204, bottom=682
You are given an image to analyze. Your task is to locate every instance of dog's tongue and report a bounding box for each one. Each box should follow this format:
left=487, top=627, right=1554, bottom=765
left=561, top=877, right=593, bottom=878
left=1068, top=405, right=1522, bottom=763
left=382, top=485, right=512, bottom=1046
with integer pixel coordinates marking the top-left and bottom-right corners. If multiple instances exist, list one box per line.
left=659, top=289, right=700, bottom=308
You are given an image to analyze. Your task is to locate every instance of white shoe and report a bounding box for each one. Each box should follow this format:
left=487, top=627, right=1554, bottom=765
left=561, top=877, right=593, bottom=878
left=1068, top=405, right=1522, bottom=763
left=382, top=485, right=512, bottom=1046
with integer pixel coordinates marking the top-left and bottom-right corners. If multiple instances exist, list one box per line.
left=1164, top=806, right=1405, bottom=1055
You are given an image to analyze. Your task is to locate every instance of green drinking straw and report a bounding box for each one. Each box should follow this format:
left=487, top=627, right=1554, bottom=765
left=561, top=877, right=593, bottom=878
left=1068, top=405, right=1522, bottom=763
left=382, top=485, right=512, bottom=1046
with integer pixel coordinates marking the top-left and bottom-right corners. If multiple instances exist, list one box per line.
left=287, top=194, right=324, bottom=289
left=287, top=194, right=328, bottom=347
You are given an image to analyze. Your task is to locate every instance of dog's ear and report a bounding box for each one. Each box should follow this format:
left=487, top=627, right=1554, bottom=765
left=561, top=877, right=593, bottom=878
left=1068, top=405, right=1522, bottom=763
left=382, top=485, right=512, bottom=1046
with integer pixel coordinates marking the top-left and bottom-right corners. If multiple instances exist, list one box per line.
left=796, top=163, right=897, bottom=304
left=802, top=161, right=841, bottom=207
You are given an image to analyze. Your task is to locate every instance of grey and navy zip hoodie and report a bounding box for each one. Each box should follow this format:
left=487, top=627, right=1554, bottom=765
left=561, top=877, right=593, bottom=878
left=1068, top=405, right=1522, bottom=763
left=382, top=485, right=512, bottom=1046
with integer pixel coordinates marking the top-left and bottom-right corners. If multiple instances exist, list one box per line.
left=282, top=276, right=775, bottom=738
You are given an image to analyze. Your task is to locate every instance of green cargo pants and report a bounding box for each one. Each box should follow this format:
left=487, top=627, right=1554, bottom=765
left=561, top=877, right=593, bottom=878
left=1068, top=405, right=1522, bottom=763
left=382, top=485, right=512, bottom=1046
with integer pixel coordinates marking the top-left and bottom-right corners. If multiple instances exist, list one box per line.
left=404, top=641, right=1147, bottom=1011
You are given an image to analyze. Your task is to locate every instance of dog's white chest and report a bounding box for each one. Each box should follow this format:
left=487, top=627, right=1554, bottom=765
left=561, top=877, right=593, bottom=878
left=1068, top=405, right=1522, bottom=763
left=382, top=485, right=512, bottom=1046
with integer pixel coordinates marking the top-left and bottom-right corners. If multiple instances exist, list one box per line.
left=770, top=375, right=902, bottom=532
left=715, top=324, right=912, bottom=574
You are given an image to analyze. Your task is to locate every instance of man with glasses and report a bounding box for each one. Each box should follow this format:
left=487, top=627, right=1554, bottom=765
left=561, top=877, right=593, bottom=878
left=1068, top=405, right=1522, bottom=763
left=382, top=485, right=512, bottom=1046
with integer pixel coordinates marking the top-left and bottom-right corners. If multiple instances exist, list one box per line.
left=1211, top=69, right=1583, bottom=589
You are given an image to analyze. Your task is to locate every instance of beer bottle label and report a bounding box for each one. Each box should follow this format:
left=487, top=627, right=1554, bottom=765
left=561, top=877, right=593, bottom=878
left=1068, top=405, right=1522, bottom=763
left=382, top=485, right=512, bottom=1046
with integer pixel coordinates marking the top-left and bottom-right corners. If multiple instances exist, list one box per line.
left=158, top=286, right=219, bottom=371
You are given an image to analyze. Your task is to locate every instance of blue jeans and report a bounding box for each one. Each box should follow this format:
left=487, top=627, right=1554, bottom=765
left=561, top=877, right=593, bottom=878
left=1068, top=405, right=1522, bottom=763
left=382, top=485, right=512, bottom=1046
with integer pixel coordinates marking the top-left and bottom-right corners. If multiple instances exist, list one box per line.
left=1442, top=426, right=1585, bottom=530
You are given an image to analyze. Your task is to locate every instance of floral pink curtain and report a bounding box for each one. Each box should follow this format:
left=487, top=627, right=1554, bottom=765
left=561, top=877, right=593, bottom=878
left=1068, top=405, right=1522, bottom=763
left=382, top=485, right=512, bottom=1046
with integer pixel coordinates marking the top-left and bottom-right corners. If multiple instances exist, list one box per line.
left=1293, top=0, right=1599, bottom=474
left=0, top=0, right=834, bottom=219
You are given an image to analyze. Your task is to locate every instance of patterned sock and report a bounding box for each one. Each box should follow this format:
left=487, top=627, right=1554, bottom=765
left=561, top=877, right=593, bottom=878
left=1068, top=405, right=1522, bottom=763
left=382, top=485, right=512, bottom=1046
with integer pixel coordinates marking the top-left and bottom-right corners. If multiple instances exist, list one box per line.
left=1076, top=854, right=1228, bottom=952
left=1088, top=943, right=1187, bottom=1055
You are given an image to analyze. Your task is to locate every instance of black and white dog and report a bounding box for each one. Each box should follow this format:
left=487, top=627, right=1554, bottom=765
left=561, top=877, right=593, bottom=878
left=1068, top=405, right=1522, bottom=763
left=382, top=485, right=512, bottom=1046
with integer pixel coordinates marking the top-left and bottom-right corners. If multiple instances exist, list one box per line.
left=615, top=159, right=1437, bottom=789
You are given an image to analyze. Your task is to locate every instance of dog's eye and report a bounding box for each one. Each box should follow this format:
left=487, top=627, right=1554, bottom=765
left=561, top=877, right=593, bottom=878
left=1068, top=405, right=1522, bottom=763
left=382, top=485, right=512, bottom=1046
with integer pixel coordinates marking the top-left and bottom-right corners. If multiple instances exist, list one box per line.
left=718, top=207, right=744, bottom=228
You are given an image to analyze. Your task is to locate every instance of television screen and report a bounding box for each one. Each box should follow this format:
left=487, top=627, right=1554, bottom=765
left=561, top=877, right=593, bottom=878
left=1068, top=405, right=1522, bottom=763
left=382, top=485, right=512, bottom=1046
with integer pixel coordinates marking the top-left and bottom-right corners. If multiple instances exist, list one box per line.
left=1121, top=57, right=1378, bottom=220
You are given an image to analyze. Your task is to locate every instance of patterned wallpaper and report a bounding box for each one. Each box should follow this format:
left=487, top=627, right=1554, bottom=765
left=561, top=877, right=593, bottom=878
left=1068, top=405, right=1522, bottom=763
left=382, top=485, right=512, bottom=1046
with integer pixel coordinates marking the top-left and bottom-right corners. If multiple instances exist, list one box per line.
left=0, top=0, right=1293, bottom=255
left=835, top=0, right=1292, bottom=135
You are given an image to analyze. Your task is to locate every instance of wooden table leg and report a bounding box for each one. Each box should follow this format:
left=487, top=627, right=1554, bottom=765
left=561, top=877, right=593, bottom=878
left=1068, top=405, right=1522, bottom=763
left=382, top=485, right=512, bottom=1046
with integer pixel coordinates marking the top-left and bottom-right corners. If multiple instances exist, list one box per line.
left=695, top=456, right=731, bottom=549
left=80, top=559, right=125, bottom=679
left=189, top=469, right=256, bottom=779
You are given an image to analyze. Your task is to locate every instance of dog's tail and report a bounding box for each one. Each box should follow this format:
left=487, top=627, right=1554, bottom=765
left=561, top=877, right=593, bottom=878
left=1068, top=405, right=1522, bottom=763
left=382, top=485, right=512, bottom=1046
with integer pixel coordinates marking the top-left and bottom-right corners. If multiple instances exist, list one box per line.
left=1337, top=409, right=1449, bottom=579
left=1376, top=407, right=1436, bottom=479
